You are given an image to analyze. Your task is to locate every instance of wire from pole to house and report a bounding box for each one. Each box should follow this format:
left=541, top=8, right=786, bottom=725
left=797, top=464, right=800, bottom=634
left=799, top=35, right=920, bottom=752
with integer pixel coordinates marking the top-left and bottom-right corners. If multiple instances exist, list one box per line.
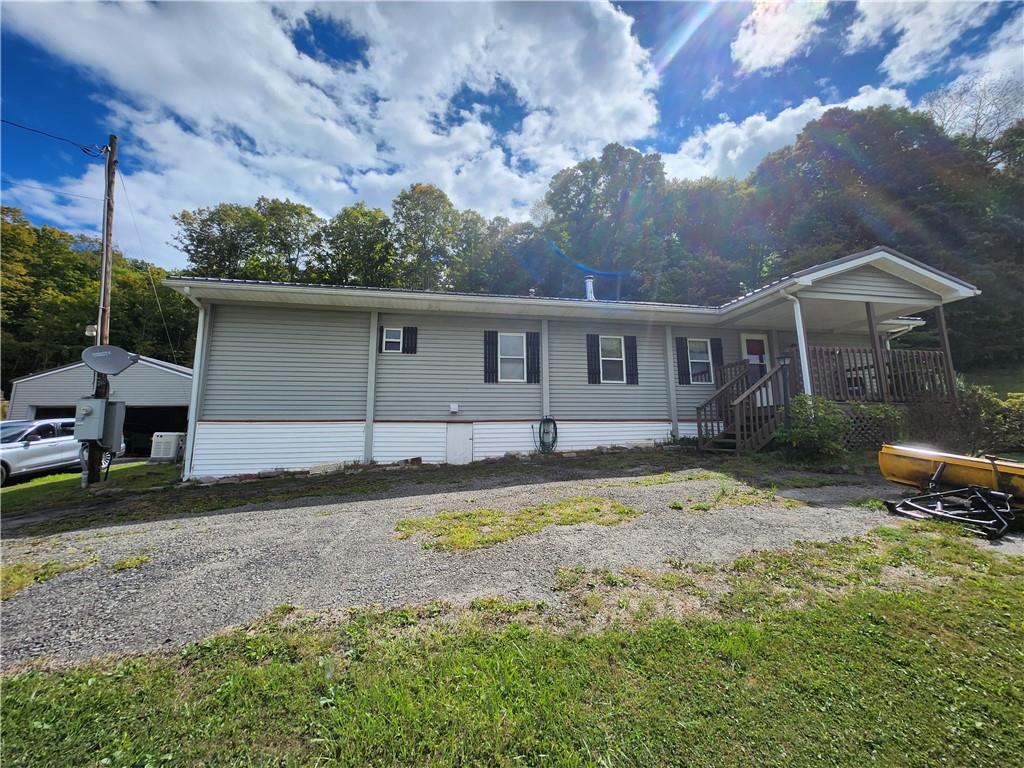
left=117, top=170, right=180, bottom=365
left=0, top=118, right=106, bottom=157
left=0, top=176, right=104, bottom=201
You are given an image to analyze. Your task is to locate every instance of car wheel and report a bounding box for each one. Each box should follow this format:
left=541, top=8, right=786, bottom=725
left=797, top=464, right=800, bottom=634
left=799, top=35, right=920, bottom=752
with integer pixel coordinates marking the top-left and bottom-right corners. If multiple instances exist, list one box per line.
left=101, top=451, right=114, bottom=469
left=0, top=463, right=8, bottom=486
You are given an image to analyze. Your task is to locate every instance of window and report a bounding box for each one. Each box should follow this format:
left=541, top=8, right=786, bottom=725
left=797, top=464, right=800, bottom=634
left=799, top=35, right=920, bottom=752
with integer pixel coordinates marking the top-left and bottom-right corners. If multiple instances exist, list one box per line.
left=30, top=424, right=57, bottom=441
left=688, top=338, right=713, bottom=384
left=59, top=421, right=77, bottom=437
left=498, top=332, right=526, bottom=382
left=600, top=335, right=625, bottom=383
left=382, top=327, right=402, bottom=353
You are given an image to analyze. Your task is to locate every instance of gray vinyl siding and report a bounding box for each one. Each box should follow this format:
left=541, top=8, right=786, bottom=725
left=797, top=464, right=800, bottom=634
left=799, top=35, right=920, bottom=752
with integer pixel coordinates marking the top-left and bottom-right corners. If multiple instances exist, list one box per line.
left=8, top=362, right=191, bottom=418
left=548, top=320, right=668, bottom=420
left=200, top=304, right=369, bottom=420
left=374, top=313, right=542, bottom=421
left=801, top=265, right=940, bottom=303
left=672, top=328, right=742, bottom=420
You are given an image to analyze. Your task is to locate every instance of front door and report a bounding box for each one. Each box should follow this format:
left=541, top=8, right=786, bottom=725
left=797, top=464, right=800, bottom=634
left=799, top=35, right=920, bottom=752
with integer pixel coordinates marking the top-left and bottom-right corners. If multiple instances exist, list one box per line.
left=740, top=333, right=772, bottom=405
left=446, top=423, right=473, bottom=465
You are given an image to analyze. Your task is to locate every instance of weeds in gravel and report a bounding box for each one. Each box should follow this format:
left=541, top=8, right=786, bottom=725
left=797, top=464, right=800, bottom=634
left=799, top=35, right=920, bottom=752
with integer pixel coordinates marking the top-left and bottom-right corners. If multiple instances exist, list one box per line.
left=0, top=559, right=93, bottom=600
left=469, top=597, right=545, bottom=615
left=110, top=554, right=150, bottom=572
left=395, top=496, right=639, bottom=551
left=668, top=477, right=805, bottom=513
left=852, top=497, right=887, bottom=510
left=3, top=522, right=1022, bottom=767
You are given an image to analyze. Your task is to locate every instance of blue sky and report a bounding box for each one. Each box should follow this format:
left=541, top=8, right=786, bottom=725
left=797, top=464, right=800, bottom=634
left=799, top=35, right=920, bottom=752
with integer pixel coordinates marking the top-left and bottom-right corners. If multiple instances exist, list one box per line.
left=2, top=1, right=1021, bottom=267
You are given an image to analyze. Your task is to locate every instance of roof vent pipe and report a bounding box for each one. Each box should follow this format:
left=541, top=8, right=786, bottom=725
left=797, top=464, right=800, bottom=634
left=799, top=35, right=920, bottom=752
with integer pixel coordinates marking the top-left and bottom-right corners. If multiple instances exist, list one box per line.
left=584, top=275, right=596, bottom=301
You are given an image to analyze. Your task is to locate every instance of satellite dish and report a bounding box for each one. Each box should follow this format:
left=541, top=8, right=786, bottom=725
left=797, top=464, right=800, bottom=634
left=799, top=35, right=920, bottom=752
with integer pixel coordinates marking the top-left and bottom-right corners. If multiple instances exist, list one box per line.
left=82, top=345, right=140, bottom=376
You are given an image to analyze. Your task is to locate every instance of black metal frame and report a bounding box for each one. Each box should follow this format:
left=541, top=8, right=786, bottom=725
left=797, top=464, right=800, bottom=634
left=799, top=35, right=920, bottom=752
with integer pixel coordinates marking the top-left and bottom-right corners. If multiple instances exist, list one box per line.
left=884, top=461, right=1018, bottom=539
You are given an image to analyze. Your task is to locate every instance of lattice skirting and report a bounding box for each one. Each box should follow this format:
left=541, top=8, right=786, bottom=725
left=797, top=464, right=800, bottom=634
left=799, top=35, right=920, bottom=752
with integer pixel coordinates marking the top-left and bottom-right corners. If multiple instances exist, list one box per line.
left=839, top=404, right=908, bottom=450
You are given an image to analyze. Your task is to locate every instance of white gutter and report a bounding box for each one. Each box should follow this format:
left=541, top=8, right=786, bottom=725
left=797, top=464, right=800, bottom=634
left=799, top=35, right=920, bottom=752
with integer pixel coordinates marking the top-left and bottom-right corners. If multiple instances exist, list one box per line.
left=181, top=303, right=209, bottom=480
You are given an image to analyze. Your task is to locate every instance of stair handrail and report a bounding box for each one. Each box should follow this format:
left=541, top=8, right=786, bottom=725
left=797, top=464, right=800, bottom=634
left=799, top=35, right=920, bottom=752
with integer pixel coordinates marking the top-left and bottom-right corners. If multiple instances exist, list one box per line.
left=732, top=363, right=788, bottom=452
left=695, top=367, right=750, bottom=448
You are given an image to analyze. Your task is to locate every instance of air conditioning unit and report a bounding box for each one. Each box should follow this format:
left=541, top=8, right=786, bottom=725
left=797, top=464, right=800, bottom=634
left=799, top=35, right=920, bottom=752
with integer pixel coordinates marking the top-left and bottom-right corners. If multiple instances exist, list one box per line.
left=150, top=432, right=186, bottom=463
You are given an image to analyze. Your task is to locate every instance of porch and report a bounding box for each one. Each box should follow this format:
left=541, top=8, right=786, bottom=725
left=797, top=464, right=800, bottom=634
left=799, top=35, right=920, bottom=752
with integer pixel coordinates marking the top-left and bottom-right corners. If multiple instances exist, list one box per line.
left=695, top=247, right=976, bottom=453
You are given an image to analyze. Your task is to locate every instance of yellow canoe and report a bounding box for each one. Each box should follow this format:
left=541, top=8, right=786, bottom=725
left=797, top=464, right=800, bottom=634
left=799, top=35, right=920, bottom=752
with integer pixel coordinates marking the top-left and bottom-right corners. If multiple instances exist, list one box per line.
left=878, top=444, right=1024, bottom=501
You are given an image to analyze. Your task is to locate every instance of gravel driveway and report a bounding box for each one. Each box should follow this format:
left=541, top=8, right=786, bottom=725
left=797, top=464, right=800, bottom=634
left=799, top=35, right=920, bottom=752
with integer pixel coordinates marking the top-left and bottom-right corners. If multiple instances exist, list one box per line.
left=2, top=468, right=905, bottom=667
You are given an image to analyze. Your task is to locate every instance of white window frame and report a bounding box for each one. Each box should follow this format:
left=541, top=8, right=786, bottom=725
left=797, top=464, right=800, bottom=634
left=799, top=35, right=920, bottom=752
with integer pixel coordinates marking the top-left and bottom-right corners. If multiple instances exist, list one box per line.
left=599, top=335, right=626, bottom=384
left=382, top=327, right=403, bottom=353
left=497, top=332, right=527, bottom=383
left=688, top=338, right=714, bottom=385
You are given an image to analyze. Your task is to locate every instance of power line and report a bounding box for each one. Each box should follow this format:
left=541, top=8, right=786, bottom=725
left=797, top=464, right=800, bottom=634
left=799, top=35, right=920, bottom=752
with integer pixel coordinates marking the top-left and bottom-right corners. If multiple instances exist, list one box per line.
left=0, top=177, right=104, bottom=202
left=1, top=118, right=105, bottom=157
left=117, top=169, right=180, bottom=365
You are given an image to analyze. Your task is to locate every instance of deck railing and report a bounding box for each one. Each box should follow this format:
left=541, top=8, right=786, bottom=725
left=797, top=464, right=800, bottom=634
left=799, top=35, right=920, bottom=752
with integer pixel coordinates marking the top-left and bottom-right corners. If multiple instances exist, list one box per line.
left=734, top=363, right=790, bottom=452
left=806, top=346, right=951, bottom=403
left=695, top=365, right=750, bottom=448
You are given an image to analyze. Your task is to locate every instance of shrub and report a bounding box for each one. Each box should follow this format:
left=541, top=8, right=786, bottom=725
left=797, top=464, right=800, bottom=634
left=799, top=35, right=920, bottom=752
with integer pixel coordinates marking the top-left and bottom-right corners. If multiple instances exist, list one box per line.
left=774, top=395, right=852, bottom=460
left=905, top=380, right=1023, bottom=454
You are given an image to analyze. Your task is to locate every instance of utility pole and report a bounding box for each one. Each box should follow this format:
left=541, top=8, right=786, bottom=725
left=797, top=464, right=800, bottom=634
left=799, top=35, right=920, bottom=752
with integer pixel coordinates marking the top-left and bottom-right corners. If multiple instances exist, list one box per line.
left=85, top=134, right=118, bottom=485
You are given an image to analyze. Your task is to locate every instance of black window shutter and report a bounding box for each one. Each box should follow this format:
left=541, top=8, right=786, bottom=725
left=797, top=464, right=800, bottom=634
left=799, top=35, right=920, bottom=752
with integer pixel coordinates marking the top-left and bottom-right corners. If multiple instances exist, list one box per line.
left=526, top=331, right=540, bottom=383
left=710, top=337, right=724, bottom=372
left=676, top=337, right=690, bottom=384
left=625, top=335, right=639, bottom=385
left=402, top=326, right=418, bottom=354
left=484, top=330, right=498, bottom=383
left=586, top=334, right=601, bottom=384
left=378, top=325, right=385, bottom=354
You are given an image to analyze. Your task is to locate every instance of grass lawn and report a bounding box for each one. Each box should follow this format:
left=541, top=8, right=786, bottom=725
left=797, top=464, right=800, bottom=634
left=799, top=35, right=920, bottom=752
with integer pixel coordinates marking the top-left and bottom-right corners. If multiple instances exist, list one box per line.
left=0, top=462, right=180, bottom=517
left=964, top=363, right=1024, bottom=396
left=3, top=522, right=1021, bottom=767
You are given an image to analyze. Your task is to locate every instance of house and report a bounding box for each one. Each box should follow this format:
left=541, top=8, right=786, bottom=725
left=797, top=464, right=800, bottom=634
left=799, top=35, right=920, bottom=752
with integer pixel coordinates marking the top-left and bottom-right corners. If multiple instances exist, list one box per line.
left=7, top=356, right=193, bottom=455
left=165, top=246, right=978, bottom=479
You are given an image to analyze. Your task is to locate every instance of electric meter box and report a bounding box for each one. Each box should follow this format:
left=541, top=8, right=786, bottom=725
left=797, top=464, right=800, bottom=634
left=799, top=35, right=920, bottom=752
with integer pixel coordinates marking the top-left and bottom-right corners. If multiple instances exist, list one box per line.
left=74, top=398, right=127, bottom=449
left=74, top=398, right=107, bottom=441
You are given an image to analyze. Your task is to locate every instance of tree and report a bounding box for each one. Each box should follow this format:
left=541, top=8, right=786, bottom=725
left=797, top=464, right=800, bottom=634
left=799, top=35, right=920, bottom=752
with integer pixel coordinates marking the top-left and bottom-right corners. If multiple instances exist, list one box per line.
left=920, top=75, right=1024, bottom=161
left=750, top=107, right=1024, bottom=368
left=253, top=197, right=320, bottom=281
left=309, top=203, right=396, bottom=286
left=390, top=184, right=459, bottom=290
left=544, top=143, right=667, bottom=299
left=172, top=203, right=267, bottom=278
left=1, top=208, right=196, bottom=394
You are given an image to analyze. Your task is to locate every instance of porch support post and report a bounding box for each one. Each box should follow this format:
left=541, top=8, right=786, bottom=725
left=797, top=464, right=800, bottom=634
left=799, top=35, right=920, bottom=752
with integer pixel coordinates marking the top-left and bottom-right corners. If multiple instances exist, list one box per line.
left=865, top=302, right=889, bottom=403
left=364, top=310, right=378, bottom=463
left=935, top=303, right=958, bottom=399
left=664, top=324, right=679, bottom=439
left=786, top=294, right=813, bottom=396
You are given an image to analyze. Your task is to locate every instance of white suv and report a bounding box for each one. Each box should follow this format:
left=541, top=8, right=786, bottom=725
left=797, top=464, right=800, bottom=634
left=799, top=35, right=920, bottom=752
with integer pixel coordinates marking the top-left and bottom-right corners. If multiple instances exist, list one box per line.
left=0, top=419, right=120, bottom=485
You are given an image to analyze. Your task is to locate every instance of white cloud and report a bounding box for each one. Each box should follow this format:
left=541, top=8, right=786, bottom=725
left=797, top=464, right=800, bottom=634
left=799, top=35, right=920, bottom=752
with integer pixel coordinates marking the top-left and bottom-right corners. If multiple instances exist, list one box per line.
left=701, top=74, right=724, bottom=101
left=663, top=85, right=909, bottom=180
left=953, top=7, right=1024, bottom=83
left=731, top=0, right=830, bottom=74
left=846, top=2, right=1000, bottom=84
left=1, top=2, right=658, bottom=267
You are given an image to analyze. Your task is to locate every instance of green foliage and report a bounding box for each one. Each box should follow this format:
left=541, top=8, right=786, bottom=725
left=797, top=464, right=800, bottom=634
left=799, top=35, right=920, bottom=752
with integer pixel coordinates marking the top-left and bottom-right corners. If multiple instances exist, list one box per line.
left=1, top=208, right=197, bottom=392
left=775, top=395, right=852, bottom=460
left=906, top=381, right=1024, bottom=453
